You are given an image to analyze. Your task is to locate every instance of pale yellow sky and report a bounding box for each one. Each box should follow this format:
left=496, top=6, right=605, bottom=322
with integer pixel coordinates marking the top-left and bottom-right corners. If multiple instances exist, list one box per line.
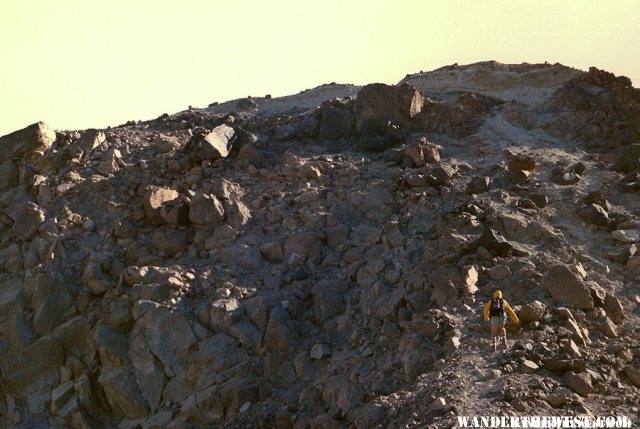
left=1, top=0, right=639, bottom=136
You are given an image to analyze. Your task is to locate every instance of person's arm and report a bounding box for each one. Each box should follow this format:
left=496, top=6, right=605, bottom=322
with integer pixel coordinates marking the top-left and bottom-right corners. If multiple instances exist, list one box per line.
left=503, top=300, right=520, bottom=324
left=483, top=301, right=491, bottom=321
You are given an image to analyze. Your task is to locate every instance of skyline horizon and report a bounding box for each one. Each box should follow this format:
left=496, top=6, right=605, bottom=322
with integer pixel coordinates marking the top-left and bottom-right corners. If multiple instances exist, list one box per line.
left=2, top=1, right=639, bottom=136
left=2, top=58, right=632, bottom=136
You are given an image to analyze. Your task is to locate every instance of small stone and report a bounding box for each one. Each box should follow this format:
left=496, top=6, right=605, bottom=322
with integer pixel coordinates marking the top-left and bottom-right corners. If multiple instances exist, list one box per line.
left=504, top=150, right=535, bottom=171
left=604, top=294, right=624, bottom=324
left=530, top=194, right=549, bottom=208
left=466, top=176, right=490, bottom=194
left=428, top=397, right=446, bottom=412
left=564, top=339, right=582, bottom=357
left=259, top=241, right=284, bottom=264
left=443, top=337, right=461, bottom=355
left=521, top=360, right=539, bottom=374
left=310, top=344, right=331, bottom=360
left=546, top=388, right=572, bottom=408
left=629, top=255, right=640, bottom=273
left=299, top=164, right=322, bottom=180
left=512, top=399, right=527, bottom=412
left=611, top=230, right=640, bottom=243
left=597, top=317, right=618, bottom=338
left=82, top=219, right=95, bottom=231
left=503, top=387, right=516, bottom=401
left=624, top=366, right=640, bottom=387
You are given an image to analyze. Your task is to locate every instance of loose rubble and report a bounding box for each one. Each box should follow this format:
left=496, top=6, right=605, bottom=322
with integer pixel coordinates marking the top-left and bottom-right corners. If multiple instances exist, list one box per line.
left=1, top=61, right=639, bottom=429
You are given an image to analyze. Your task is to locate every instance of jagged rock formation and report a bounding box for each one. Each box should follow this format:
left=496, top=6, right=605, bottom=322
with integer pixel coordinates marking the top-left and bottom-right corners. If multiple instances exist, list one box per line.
left=0, top=61, right=639, bottom=429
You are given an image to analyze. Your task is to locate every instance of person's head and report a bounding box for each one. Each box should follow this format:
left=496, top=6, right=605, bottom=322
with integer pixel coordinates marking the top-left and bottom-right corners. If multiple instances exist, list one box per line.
left=494, top=290, right=502, bottom=298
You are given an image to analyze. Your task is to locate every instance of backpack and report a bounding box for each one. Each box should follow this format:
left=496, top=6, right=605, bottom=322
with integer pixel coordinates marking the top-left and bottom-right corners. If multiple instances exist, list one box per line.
left=489, top=298, right=504, bottom=317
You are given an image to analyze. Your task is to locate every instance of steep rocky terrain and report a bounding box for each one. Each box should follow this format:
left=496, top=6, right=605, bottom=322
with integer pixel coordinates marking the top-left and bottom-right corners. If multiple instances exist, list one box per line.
left=0, top=61, right=639, bottom=429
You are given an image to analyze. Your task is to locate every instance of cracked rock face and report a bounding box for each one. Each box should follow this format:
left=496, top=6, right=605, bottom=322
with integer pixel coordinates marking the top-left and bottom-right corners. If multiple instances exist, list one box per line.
left=1, top=61, right=640, bottom=428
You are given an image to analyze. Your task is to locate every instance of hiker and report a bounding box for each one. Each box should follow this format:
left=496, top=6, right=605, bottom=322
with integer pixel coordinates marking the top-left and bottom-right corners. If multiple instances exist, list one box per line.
left=483, top=290, right=519, bottom=351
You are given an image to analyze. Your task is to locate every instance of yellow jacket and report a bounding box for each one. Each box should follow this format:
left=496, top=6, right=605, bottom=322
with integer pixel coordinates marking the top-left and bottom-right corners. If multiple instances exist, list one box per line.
left=483, top=298, right=520, bottom=323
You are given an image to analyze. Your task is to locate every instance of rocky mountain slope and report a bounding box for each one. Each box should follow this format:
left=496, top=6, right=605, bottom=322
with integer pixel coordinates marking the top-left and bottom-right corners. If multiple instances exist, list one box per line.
left=0, top=61, right=639, bottom=429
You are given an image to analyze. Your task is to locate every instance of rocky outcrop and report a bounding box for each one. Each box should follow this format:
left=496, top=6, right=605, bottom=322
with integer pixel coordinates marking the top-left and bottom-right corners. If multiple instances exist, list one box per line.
left=1, top=61, right=640, bottom=429
left=0, top=122, right=56, bottom=161
left=543, top=67, right=640, bottom=150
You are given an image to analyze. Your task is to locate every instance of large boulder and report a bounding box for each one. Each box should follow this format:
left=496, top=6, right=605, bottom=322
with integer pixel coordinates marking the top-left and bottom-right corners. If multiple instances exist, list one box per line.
left=597, top=316, right=618, bottom=338
left=312, top=280, right=346, bottom=323
left=98, top=366, right=149, bottom=419
left=0, top=334, right=64, bottom=401
left=219, top=244, right=263, bottom=271
left=28, top=273, right=76, bottom=337
left=151, top=227, right=190, bottom=257
left=624, top=366, right=640, bottom=388
left=144, top=187, right=180, bottom=225
left=576, top=204, right=609, bottom=226
left=134, top=306, right=197, bottom=369
left=603, top=293, right=624, bottom=324
left=185, top=125, right=236, bottom=161
left=210, top=179, right=251, bottom=228
left=355, top=83, right=424, bottom=131
left=10, top=202, right=46, bottom=241
left=503, top=149, right=535, bottom=172
left=198, top=334, right=250, bottom=374
left=431, top=280, right=458, bottom=307
left=542, top=265, right=594, bottom=309
left=322, top=374, right=365, bottom=411
left=0, top=122, right=56, bottom=161
left=564, top=371, right=593, bottom=396
left=127, top=331, right=167, bottom=413
left=97, top=147, right=123, bottom=175
left=188, top=192, right=225, bottom=226
left=284, top=231, right=322, bottom=260
left=259, top=241, right=284, bottom=264
left=51, top=316, right=96, bottom=365
left=518, top=300, right=547, bottom=323
left=319, top=107, right=354, bottom=139
left=466, top=176, right=490, bottom=194
left=472, top=227, right=513, bottom=257
left=263, top=306, right=299, bottom=356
